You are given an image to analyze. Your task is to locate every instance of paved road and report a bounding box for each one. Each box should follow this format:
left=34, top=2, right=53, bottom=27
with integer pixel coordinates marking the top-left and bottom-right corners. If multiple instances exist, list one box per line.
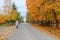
left=8, top=23, right=58, bottom=40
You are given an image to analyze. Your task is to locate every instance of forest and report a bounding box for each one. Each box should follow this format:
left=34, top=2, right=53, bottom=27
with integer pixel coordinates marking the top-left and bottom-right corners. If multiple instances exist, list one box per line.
left=0, top=3, right=23, bottom=25
left=26, top=0, right=60, bottom=29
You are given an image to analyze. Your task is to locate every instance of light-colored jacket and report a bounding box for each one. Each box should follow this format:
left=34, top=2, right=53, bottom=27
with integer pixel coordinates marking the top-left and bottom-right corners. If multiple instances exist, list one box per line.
left=16, top=20, right=19, bottom=26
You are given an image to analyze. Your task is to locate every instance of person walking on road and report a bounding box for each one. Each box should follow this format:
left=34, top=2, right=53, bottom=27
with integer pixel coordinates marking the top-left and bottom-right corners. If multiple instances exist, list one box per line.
left=16, top=20, right=19, bottom=29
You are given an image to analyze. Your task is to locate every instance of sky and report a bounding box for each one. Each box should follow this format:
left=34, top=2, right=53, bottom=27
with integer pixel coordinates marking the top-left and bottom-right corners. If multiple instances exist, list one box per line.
left=0, top=0, right=27, bottom=19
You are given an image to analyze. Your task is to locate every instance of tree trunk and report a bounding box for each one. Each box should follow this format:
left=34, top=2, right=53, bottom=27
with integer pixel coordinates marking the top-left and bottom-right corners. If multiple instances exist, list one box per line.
left=51, top=9, right=59, bottom=29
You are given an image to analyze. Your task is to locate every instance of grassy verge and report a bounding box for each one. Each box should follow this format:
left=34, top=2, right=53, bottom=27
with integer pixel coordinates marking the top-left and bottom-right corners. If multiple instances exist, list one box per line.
left=0, top=22, right=15, bottom=27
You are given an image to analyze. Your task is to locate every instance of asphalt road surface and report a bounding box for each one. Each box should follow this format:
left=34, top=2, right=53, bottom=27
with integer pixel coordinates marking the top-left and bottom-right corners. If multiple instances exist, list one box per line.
left=8, top=23, right=58, bottom=40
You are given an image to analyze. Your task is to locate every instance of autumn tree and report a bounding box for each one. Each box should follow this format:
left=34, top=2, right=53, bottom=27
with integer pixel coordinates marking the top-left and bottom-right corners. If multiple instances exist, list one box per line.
left=10, top=3, right=17, bottom=22
left=26, top=0, right=60, bottom=28
left=0, top=14, right=6, bottom=24
left=11, top=3, right=23, bottom=23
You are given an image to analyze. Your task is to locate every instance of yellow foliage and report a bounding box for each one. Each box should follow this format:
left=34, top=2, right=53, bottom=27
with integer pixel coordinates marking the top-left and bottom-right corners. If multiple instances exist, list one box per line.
left=26, top=0, right=60, bottom=23
left=0, top=14, right=6, bottom=24
left=11, top=10, right=17, bottom=21
left=0, top=10, right=17, bottom=24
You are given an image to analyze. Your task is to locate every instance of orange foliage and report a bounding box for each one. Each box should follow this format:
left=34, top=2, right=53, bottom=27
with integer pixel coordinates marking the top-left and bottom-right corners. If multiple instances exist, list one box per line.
left=26, top=0, right=60, bottom=23
left=0, top=14, right=6, bottom=24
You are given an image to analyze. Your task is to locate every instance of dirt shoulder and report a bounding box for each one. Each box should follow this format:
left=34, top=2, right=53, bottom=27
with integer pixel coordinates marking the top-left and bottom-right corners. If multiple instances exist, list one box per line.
left=0, top=25, right=15, bottom=40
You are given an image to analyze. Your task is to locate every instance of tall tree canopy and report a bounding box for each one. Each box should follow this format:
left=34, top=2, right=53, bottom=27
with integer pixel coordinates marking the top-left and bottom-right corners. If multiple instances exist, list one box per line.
left=26, top=0, right=60, bottom=28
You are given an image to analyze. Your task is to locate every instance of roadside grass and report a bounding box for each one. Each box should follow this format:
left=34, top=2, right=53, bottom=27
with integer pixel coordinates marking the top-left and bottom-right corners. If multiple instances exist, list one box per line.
left=0, top=22, right=15, bottom=27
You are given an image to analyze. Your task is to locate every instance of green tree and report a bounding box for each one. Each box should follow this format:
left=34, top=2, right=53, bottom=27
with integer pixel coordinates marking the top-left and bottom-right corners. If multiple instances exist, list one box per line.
left=11, top=3, right=23, bottom=23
